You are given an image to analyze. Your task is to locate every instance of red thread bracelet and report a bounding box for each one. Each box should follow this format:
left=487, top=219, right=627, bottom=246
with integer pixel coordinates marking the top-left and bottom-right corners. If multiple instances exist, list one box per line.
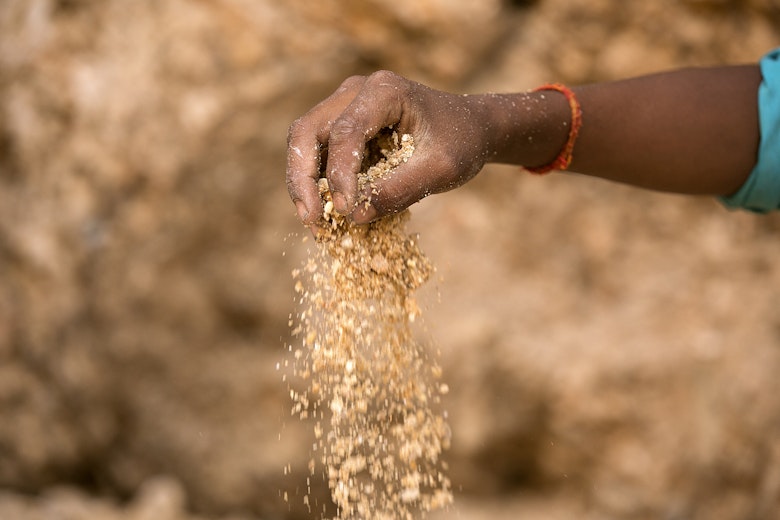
left=524, top=83, right=583, bottom=175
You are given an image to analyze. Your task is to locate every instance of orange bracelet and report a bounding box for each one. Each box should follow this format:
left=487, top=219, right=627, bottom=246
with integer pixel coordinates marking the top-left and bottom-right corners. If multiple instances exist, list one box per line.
left=524, top=83, right=583, bottom=175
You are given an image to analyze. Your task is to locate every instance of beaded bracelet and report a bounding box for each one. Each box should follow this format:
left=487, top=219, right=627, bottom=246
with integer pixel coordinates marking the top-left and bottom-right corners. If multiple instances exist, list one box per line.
left=524, top=83, right=583, bottom=175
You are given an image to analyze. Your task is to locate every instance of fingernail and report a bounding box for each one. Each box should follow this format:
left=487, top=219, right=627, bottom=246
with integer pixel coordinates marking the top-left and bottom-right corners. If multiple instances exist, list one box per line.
left=331, top=192, right=348, bottom=214
left=295, top=201, right=309, bottom=222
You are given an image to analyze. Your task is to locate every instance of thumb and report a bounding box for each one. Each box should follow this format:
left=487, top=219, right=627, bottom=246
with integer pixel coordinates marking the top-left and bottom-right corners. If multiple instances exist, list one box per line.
left=350, top=154, right=432, bottom=224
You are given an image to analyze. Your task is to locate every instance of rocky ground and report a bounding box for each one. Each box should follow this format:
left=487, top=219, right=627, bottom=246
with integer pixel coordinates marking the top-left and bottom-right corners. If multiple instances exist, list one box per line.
left=1, top=0, right=779, bottom=519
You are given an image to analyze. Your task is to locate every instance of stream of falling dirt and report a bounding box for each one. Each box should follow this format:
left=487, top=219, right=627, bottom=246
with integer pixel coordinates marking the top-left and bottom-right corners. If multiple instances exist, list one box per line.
left=287, top=130, right=453, bottom=519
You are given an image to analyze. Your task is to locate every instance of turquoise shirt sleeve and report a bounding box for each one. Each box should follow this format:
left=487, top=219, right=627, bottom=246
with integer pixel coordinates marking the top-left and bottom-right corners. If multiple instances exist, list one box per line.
left=720, top=48, right=780, bottom=212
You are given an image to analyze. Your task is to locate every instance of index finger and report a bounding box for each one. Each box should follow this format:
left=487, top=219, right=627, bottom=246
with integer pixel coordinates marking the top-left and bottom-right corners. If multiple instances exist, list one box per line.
left=285, top=76, right=367, bottom=225
left=325, top=70, right=411, bottom=216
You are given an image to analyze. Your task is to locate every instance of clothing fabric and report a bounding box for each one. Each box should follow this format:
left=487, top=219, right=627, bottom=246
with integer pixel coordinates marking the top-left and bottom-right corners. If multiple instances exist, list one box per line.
left=720, top=48, right=780, bottom=212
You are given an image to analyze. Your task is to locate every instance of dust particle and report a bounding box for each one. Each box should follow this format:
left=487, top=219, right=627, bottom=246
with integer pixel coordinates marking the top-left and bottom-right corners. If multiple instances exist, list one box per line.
left=287, top=129, right=453, bottom=519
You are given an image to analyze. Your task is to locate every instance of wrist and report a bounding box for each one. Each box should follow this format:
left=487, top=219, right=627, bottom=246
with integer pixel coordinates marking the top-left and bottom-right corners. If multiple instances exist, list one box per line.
left=478, top=90, right=572, bottom=169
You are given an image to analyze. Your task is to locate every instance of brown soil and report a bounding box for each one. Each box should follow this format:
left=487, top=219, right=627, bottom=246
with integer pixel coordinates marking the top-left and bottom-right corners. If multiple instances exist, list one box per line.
left=288, top=132, right=452, bottom=518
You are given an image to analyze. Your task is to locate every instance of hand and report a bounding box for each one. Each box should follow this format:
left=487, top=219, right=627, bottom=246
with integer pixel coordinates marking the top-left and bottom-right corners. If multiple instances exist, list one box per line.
left=286, top=70, right=493, bottom=225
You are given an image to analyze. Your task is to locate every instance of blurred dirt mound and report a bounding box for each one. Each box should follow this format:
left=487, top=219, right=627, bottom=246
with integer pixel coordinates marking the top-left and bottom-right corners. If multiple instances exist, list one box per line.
left=1, top=0, right=779, bottom=519
left=0, top=477, right=207, bottom=520
left=0, top=0, right=502, bottom=518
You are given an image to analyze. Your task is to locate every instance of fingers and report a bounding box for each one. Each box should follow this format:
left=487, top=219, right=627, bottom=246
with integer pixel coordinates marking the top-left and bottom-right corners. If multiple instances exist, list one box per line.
left=326, top=71, right=408, bottom=215
left=324, top=71, right=410, bottom=215
left=350, top=156, right=433, bottom=225
left=286, top=120, right=322, bottom=225
left=287, top=71, right=416, bottom=225
left=286, top=76, right=366, bottom=225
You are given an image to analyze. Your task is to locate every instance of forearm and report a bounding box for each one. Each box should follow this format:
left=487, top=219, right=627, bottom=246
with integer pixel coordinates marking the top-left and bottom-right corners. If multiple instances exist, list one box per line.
left=484, top=65, right=762, bottom=196
left=287, top=64, right=765, bottom=225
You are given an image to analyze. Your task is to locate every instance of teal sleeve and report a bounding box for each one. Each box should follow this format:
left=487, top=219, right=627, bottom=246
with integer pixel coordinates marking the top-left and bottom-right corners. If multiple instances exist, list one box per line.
left=720, top=48, right=780, bottom=213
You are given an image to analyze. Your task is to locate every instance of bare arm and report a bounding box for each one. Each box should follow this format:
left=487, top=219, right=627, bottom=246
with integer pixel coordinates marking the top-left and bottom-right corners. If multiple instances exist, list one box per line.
left=287, top=65, right=762, bottom=225
left=568, top=66, right=759, bottom=194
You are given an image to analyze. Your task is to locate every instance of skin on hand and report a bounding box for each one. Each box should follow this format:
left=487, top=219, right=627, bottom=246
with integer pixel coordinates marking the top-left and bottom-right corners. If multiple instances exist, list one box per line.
left=286, top=71, right=498, bottom=225
left=287, top=64, right=762, bottom=225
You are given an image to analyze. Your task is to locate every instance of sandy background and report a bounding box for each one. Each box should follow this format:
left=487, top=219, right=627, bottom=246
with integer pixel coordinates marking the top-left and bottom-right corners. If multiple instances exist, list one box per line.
left=1, top=0, right=780, bottom=519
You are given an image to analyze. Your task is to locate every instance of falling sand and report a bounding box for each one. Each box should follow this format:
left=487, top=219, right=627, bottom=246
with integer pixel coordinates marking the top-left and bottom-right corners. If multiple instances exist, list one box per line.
left=287, top=129, right=453, bottom=519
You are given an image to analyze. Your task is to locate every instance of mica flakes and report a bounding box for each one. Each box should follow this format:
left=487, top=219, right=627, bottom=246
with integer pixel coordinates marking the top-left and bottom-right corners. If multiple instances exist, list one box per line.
left=288, top=132, right=453, bottom=519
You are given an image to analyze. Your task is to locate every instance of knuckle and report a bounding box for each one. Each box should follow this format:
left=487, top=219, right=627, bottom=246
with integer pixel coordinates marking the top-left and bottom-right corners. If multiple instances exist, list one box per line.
left=368, top=69, right=399, bottom=84
left=430, top=151, right=458, bottom=178
left=287, top=116, right=307, bottom=145
left=329, top=114, right=361, bottom=142
left=367, top=70, right=411, bottom=96
left=285, top=172, right=298, bottom=193
left=338, top=74, right=366, bottom=91
left=285, top=170, right=303, bottom=200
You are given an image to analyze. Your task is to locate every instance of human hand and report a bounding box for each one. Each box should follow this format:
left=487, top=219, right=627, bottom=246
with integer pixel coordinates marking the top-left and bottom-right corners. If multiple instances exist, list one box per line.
left=286, top=71, right=494, bottom=225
